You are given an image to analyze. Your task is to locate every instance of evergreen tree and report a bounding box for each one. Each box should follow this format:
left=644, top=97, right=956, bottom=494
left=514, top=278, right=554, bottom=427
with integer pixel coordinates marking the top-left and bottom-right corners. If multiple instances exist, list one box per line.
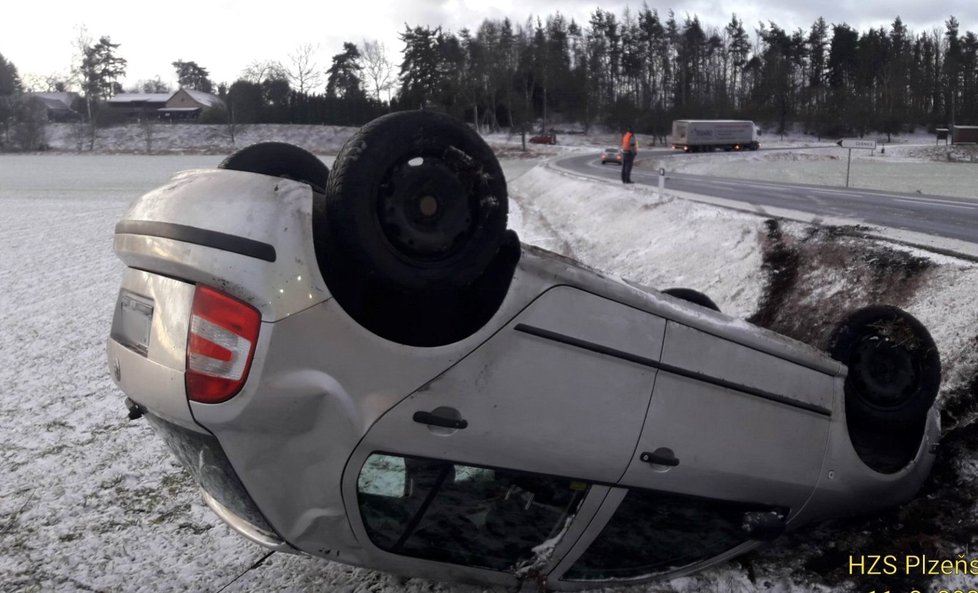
left=944, top=17, right=962, bottom=124
left=172, top=60, right=214, bottom=93
left=326, top=42, right=365, bottom=99
left=0, top=52, right=23, bottom=150
left=726, top=15, right=751, bottom=109
left=399, top=26, right=442, bottom=107
left=79, top=36, right=126, bottom=148
left=81, top=36, right=127, bottom=104
left=0, top=52, right=22, bottom=95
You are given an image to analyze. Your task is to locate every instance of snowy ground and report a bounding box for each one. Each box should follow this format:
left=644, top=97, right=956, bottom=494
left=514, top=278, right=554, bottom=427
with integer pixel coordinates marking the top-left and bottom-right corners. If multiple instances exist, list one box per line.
left=2, top=145, right=978, bottom=593
left=43, top=123, right=361, bottom=155
left=640, top=141, right=978, bottom=199
left=40, top=121, right=977, bottom=199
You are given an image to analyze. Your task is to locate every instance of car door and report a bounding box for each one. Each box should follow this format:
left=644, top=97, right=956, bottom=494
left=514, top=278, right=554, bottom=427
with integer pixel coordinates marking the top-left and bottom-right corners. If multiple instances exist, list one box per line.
left=618, top=320, right=834, bottom=509
left=354, top=285, right=666, bottom=484
left=342, top=285, right=666, bottom=578
left=546, top=320, right=836, bottom=587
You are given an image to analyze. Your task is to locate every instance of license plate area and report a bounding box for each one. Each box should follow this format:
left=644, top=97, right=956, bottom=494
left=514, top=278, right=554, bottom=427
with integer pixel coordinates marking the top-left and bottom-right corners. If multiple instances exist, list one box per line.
left=111, top=290, right=154, bottom=356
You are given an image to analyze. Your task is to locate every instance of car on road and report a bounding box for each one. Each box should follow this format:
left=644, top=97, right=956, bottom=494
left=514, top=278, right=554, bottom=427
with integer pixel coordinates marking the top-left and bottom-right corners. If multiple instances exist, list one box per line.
left=600, top=147, right=622, bottom=165
left=529, top=133, right=557, bottom=145
left=108, top=110, right=941, bottom=590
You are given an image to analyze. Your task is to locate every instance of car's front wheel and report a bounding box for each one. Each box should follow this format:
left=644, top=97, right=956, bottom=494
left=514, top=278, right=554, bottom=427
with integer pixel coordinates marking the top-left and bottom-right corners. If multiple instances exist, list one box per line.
left=827, top=305, right=940, bottom=430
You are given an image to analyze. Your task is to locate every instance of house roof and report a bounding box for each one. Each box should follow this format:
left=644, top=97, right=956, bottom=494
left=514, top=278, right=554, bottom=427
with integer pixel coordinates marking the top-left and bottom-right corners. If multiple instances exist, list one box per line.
left=181, top=89, right=222, bottom=107
left=109, top=89, right=223, bottom=107
left=33, top=97, right=76, bottom=112
left=107, top=93, right=172, bottom=104
left=24, top=92, right=79, bottom=109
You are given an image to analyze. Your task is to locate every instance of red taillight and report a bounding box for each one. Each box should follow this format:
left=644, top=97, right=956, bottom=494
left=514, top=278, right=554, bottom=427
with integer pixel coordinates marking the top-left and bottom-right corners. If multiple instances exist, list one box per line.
left=186, top=285, right=261, bottom=404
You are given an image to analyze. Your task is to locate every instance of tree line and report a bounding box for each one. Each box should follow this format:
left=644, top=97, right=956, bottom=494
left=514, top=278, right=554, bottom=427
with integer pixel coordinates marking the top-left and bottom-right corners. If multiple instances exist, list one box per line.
left=392, top=9, right=976, bottom=140
left=2, top=7, right=976, bottom=151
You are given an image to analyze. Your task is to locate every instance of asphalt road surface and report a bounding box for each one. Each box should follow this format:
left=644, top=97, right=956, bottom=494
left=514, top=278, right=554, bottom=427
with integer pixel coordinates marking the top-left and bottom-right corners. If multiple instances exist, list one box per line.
left=554, top=151, right=978, bottom=244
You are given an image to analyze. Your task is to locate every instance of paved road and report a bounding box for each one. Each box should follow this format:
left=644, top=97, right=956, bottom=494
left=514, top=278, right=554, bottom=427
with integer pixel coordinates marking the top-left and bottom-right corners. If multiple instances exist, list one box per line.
left=553, top=151, right=978, bottom=244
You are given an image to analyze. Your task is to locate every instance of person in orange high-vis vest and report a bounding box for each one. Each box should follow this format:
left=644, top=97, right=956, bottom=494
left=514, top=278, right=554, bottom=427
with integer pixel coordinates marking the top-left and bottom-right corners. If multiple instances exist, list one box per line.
left=620, top=128, right=637, bottom=183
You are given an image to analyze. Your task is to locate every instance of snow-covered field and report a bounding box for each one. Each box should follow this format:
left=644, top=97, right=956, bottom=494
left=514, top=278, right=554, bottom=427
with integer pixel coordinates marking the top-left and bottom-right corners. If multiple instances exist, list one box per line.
left=43, top=123, right=361, bottom=156
left=642, top=142, right=978, bottom=199
left=2, top=148, right=978, bottom=593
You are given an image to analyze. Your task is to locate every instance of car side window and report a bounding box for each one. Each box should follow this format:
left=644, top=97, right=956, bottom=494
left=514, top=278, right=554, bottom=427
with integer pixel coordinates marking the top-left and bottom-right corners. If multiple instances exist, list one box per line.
left=357, top=453, right=588, bottom=572
left=564, top=489, right=775, bottom=581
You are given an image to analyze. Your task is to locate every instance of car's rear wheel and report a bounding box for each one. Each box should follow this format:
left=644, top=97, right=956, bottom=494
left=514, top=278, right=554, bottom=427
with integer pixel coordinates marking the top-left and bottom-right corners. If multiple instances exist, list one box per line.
left=827, top=305, right=940, bottom=430
left=218, top=142, right=329, bottom=192
left=662, top=287, right=720, bottom=312
left=315, top=110, right=518, bottom=346
left=322, top=110, right=507, bottom=291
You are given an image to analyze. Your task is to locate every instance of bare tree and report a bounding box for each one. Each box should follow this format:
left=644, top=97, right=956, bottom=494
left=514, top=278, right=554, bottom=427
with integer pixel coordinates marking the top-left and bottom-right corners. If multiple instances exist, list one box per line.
left=68, top=25, right=93, bottom=92
left=134, top=77, right=170, bottom=93
left=241, top=60, right=288, bottom=85
left=206, top=85, right=248, bottom=148
left=21, top=72, right=71, bottom=93
left=286, top=43, right=322, bottom=94
left=361, top=39, right=395, bottom=102
left=140, top=117, right=157, bottom=153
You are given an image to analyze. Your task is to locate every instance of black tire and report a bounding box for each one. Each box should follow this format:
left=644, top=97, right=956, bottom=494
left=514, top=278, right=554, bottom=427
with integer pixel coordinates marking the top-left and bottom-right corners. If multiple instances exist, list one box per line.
left=827, top=305, right=940, bottom=430
left=322, top=110, right=507, bottom=292
left=315, top=111, right=518, bottom=347
left=218, top=142, right=329, bottom=193
left=662, top=287, right=720, bottom=312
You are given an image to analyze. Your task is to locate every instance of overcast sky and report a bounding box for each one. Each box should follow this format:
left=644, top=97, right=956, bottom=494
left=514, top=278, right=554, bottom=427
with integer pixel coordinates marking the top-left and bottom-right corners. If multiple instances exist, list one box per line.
left=3, top=1, right=974, bottom=92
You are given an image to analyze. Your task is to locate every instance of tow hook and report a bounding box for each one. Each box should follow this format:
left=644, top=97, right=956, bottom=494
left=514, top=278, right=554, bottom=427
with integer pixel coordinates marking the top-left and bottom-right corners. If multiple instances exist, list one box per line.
left=125, top=398, right=144, bottom=421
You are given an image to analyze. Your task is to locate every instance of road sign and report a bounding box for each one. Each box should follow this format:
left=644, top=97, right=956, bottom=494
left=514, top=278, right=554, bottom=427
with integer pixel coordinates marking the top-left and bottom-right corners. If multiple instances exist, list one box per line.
left=836, top=138, right=877, bottom=150
left=836, top=139, right=876, bottom=187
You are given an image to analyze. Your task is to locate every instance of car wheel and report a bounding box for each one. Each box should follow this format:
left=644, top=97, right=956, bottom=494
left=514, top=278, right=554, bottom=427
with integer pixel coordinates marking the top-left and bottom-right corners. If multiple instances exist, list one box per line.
left=218, top=142, right=329, bottom=192
left=322, top=110, right=507, bottom=291
left=315, top=110, right=517, bottom=347
left=662, top=288, right=720, bottom=312
left=827, top=305, right=940, bottom=429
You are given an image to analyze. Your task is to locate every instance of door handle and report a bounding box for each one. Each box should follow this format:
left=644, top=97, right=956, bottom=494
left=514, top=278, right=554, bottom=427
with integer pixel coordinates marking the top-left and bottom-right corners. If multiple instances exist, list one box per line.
left=413, top=410, right=468, bottom=430
left=640, top=450, right=679, bottom=467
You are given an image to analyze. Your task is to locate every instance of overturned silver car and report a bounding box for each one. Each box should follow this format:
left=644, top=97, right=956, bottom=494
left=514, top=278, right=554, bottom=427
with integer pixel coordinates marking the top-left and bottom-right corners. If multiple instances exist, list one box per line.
left=107, top=110, right=941, bottom=589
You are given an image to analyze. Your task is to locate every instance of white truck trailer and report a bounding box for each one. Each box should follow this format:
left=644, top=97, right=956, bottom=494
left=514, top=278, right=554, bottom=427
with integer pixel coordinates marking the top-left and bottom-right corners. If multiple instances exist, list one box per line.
left=671, top=120, right=759, bottom=152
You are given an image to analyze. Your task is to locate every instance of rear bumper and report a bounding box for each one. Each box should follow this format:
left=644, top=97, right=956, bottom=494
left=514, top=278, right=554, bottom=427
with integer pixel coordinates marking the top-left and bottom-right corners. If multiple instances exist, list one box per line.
left=201, top=489, right=292, bottom=551
left=142, top=411, right=292, bottom=551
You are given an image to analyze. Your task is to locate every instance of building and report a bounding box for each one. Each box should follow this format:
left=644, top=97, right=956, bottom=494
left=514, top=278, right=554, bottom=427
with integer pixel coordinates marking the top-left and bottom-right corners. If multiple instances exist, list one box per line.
left=106, top=92, right=171, bottom=121
left=159, top=88, right=224, bottom=121
left=22, top=92, right=83, bottom=122
left=107, top=88, right=224, bottom=122
left=951, top=125, right=978, bottom=144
